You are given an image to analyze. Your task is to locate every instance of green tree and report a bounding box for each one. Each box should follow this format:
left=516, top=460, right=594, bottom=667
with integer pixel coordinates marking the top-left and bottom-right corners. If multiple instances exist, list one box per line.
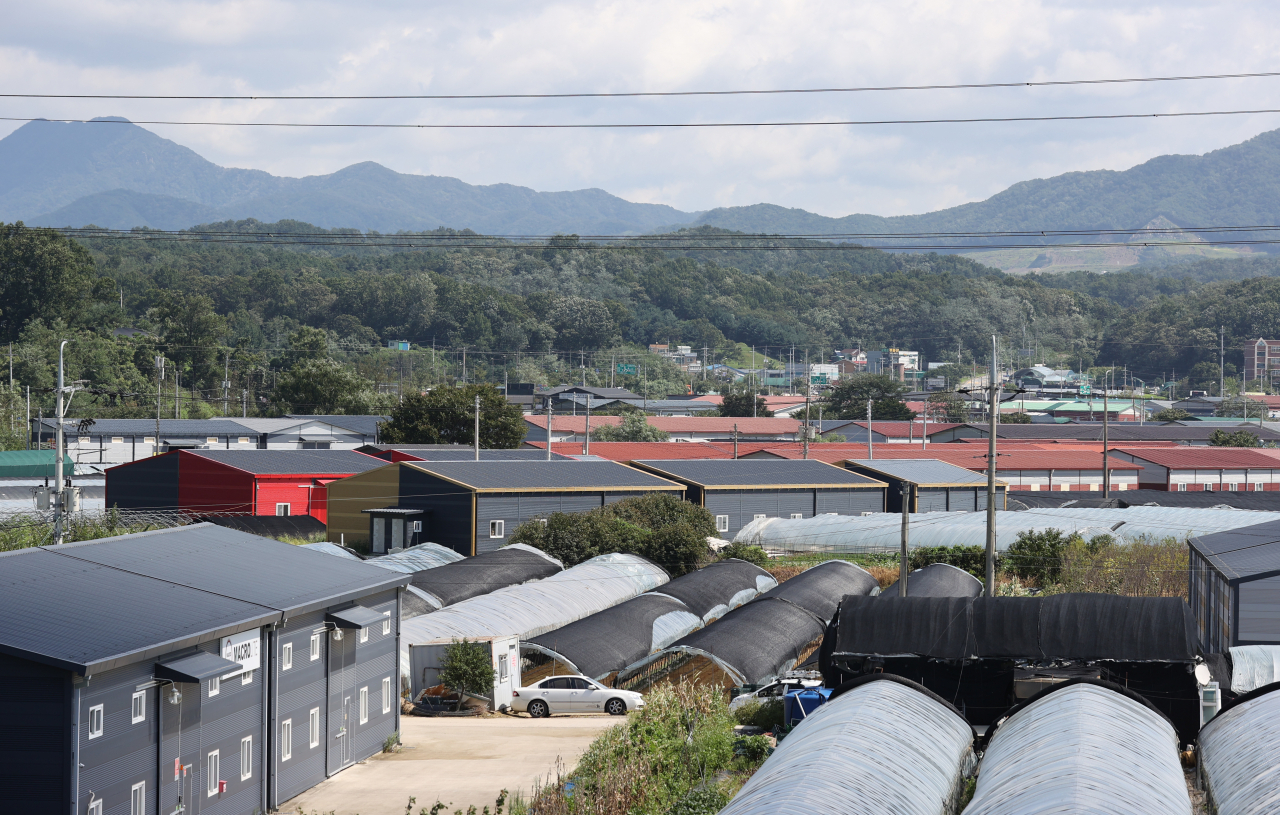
left=0, top=223, right=98, bottom=342
left=593, top=413, right=671, bottom=442
left=716, top=388, right=773, bottom=418
left=716, top=541, right=770, bottom=567
left=924, top=391, right=969, bottom=422
left=1209, top=429, right=1262, bottom=447
left=380, top=384, right=525, bottom=447
left=148, top=291, right=227, bottom=387
left=269, top=358, right=384, bottom=415
left=439, top=638, right=495, bottom=696
left=1004, top=528, right=1078, bottom=585
left=1152, top=407, right=1192, bottom=422
left=929, top=363, right=969, bottom=390
left=1001, top=411, right=1033, bottom=424
left=825, top=374, right=915, bottom=421
left=1216, top=395, right=1265, bottom=419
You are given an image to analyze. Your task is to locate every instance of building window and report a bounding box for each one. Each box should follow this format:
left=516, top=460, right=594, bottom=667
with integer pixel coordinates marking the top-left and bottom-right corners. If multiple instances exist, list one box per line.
left=131, top=690, right=146, bottom=724
left=490, top=520, right=505, bottom=538
left=753, top=514, right=767, bottom=521
left=310, top=633, right=321, bottom=660
left=276, top=503, right=291, bottom=516
left=715, top=515, right=729, bottom=533
left=143, top=436, right=155, bottom=444
left=282, top=643, right=293, bottom=670
left=790, top=513, right=803, bottom=519
left=359, top=627, right=369, bottom=643
left=111, top=436, right=124, bottom=444
left=78, top=436, right=89, bottom=445
left=237, top=436, right=250, bottom=444
left=207, top=437, right=219, bottom=444
left=383, top=611, right=392, bottom=635
left=359, top=687, right=369, bottom=724
left=88, top=798, right=103, bottom=815
left=1229, top=483, right=1240, bottom=491
left=208, top=676, right=220, bottom=697
left=281, top=720, right=292, bottom=761
left=240, top=736, right=253, bottom=780
left=88, top=704, right=103, bottom=739
left=131, top=781, right=145, bottom=815
left=499, top=653, right=509, bottom=683
left=382, top=677, right=392, bottom=714
left=309, top=707, right=320, bottom=748
left=1178, top=483, right=1188, bottom=492
left=207, top=750, right=220, bottom=796
left=242, top=670, right=253, bottom=685
left=1257, top=482, right=1267, bottom=492
left=412, top=520, right=422, bottom=532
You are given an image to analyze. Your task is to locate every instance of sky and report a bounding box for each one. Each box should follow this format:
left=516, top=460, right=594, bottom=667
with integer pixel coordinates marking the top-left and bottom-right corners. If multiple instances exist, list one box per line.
left=4, top=0, right=1280, bottom=217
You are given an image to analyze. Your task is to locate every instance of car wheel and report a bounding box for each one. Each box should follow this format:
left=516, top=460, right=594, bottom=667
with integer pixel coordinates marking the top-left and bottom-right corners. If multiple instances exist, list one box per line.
left=527, top=700, right=549, bottom=719
left=605, top=698, right=627, bottom=716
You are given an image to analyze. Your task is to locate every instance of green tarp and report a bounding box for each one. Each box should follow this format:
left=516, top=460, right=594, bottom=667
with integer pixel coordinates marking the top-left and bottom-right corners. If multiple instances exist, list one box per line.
left=0, top=450, right=75, bottom=477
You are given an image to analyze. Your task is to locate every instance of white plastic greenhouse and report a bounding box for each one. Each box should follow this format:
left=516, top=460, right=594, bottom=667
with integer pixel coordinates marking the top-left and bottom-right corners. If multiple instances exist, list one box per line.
left=719, top=677, right=974, bottom=815
left=964, top=682, right=1191, bottom=815
left=1199, top=686, right=1280, bottom=815
left=733, top=507, right=1280, bottom=555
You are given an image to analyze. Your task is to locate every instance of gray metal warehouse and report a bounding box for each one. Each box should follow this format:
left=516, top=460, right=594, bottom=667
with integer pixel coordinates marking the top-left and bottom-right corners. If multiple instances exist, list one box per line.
left=328, top=460, right=685, bottom=555
left=1189, top=517, right=1280, bottom=652
left=627, top=459, right=887, bottom=539
left=0, top=524, right=409, bottom=815
left=841, top=459, right=1006, bottom=513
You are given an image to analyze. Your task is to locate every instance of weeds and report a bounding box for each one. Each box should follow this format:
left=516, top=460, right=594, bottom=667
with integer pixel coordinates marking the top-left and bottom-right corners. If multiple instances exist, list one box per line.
left=731, top=699, right=784, bottom=730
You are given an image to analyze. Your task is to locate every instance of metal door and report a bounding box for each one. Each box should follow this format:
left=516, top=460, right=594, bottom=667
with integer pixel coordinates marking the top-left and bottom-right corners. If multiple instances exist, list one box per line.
left=341, top=695, right=353, bottom=765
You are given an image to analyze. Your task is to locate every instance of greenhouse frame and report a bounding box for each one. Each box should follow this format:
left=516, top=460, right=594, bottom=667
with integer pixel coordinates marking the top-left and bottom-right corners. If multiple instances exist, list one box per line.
left=1199, top=682, right=1280, bottom=815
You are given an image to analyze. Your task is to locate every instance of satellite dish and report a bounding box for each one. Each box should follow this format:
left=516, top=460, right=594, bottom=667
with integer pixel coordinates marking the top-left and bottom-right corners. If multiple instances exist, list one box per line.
left=1194, top=663, right=1212, bottom=686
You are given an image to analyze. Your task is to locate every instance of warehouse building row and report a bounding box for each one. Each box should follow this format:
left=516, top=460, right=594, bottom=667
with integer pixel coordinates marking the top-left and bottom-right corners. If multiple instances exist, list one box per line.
left=0, top=524, right=408, bottom=815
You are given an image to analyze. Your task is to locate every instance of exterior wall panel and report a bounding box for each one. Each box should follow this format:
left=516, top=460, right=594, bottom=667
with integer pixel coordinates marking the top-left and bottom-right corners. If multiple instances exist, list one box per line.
left=273, top=609, right=328, bottom=806
left=0, top=653, right=70, bottom=814
left=255, top=477, right=316, bottom=519
left=917, top=489, right=948, bottom=512
left=76, top=659, right=157, bottom=815
left=178, top=452, right=255, bottom=515
left=325, top=465, right=401, bottom=549
left=105, top=452, right=181, bottom=511
left=1238, top=574, right=1280, bottom=644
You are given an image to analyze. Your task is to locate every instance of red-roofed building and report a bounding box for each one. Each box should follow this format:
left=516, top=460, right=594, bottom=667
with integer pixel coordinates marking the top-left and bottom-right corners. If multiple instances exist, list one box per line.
left=692, top=393, right=811, bottom=416
left=522, top=415, right=801, bottom=443
left=1111, top=447, right=1280, bottom=491
left=525, top=441, right=736, bottom=462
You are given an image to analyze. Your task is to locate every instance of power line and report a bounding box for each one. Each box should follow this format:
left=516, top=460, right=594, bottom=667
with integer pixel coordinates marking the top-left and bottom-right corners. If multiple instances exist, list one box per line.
left=8, top=70, right=1280, bottom=101
left=11, top=106, right=1280, bottom=130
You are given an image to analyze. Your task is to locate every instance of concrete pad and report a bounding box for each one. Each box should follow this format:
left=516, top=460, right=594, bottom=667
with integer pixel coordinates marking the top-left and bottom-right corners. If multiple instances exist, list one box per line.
left=282, top=713, right=620, bottom=814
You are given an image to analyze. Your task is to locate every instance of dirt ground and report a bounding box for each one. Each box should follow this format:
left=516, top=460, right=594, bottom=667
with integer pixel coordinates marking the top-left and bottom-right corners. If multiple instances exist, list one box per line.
left=281, top=712, right=620, bottom=814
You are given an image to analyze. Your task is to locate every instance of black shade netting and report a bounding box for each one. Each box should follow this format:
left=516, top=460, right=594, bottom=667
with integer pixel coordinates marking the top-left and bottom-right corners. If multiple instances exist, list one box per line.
left=526, top=593, right=693, bottom=679
left=880, top=562, right=984, bottom=599
left=1118, top=489, right=1280, bottom=511
left=653, top=557, right=774, bottom=619
left=1038, top=594, right=1200, bottom=662
left=410, top=544, right=561, bottom=607
left=197, top=514, right=327, bottom=538
left=756, top=560, right=878, bottom=623
left=667, top=597, right=826, bottom=685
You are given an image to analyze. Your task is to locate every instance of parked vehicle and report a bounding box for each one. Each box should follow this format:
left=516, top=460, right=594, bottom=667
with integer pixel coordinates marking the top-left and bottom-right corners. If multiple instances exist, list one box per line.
left=729, top=672, right=822, bottom=711
left=512, top=675, right=645, bottom=718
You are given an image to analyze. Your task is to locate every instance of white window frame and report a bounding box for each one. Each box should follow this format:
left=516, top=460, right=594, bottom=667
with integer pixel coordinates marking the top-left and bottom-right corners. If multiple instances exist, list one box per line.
left=1257, top=482, right=1267, bottom=492
left=111, top=436, right=124, bottom=444
left=1229, top=483, right=1240, bottom=492
left=382, top=611, right=392, bottom=635
left=790, top=513, right=803, bottom=519
left=715, top=515, right=729, bottom=533
left=143, top=436, right=155, bottom=444
left=282, top=642, right=293, bottom=671
left=309, top=707, right=320, bottom=748
left=310, top=632, right=321, bottom=661
left=88, top=798, right=103, bottom=815
left=207, top=749, right=220, bottom=797
left=88, top=704, right=103, bottom=739
left=753, top=514, right=767, bottom=521
left=238, top=436, right=251, bottom=444
left=207, top=437, right=219, bottom=444
left=240, top=736, right=253, bottom=781
left=489, top=520, right=505, bottom=538
left=242, top=670, right=253, bottom=686
left=382, top=677, right=392, bottom=714
left=281, top=719, right=293, bottom=761
left=359, top=686, right=369, bottom=724
left=275, top=503, right=290, bottom=516
left=131, top=690, right=146, bottom=724
left=359, top=627, right=368, bottom=643
left=1177, top=483, right=1188, bottom=492
left=208, top=676, right=220, bottom=697
left=130, top=781, right=145, bottom=815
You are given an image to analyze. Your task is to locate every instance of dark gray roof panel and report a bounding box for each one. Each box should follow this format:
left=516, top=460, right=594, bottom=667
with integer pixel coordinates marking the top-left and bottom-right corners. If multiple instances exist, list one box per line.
left=55, top=523, right=409, bottom=616
left=155, top=650, right=245, bottom=683
left=396, top=449, right=575, bottom=461
left=1191, top=520, right=1280, bottom=579
left=632, top=459, right=884, bottom=488
left=287, top=415, right=388, bottom=436
left=847, top=459, right=990, bottom=486
left=0, top=547, right=278, bottom=673
left=406, top=460, right=683, bottom=491
left=34, top=419, right=264, bottom=435
left=984, top=423, right=1280, bottom=441
left=186, top=449, right=385, bottom=474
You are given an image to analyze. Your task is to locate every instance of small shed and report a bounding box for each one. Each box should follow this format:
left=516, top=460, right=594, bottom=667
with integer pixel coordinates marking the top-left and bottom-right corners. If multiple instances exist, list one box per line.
left=843, top=458, right=1006, bottom=512
left=0, top=449, right=72, bottom=477
left=1189, top=518, right=1280, bottom=652
left=628, top=459, right=887, bottom=539
left=327, top=460, right=685, bottom=555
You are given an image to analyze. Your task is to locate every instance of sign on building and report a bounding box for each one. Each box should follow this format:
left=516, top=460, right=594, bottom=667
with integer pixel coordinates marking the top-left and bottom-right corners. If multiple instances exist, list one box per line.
left=220, top=630, right=261, bottom=678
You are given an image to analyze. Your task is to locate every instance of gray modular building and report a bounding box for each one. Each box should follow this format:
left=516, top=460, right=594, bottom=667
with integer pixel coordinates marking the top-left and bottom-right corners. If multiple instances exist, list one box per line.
left=628, top=459, right=886, bottom=539
left=1190, top=518, right=1280, bottom=652
left=0, top=524, right=409, bottom=815
left=842, top=458, right=1006, bottom=513
left=329, top=460, right=685, bottom=556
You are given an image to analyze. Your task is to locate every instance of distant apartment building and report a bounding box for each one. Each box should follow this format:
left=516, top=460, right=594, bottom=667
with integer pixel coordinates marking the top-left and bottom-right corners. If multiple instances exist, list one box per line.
left=1246, top=338, right=1280, bottom=385
left=866, top=348, right=922, bottom=383
left=649, top=343, right=701, bottom=373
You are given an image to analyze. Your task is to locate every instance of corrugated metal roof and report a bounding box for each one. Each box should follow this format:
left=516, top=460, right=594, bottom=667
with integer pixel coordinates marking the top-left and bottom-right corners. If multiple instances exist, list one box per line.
left=1190, top=519, right=1280, bottom=579
left=404, top=460, right=684, bottom=491
left=846, top=459, right=992, bottom=486
left=36, top=418, right=265, bottom=435
left=1115, top=447, right=1280, bottom=469
left=287, top=414, right=387, bottom=436
left=185, top=449, right=385, bottom=475
left=0, top=546, right=279, bottom=673
left=837, top=421, right=965, bottom=438
left=966, top=683, right=1189, bottom=815
left=736, top=506, right=1280, bottom=554
left=759, top=446, right=1142, bottom=472
left=533, top=442, right=735, bottom=461
left=0, top=450, right=73, bottom=477
left=396, top=449, right=576, bottom=461
left=719, top=678, right=974, bottom=815
left=630, top=459, right=884, bottom=488
left=1199, top=686, right=1280, bottom=814
left=525, top=415, right=802, bottom=434
left=54, top=523, right=409, bottom=616
left=985, top=423, right=1280, bottom=441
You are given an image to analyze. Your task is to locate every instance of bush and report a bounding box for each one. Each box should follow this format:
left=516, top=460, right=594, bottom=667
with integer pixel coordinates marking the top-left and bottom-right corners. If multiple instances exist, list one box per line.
left=731, top=698, right=784, bottom=730
left=1003, top=528, right=1077, bottom=585
left=908, top=545, right=986, bottom=577
left=665, top=787, right=729, bottom=815
left=717, top=541, right=770, bottom=567
left=439, top=639, right=495, bottom=697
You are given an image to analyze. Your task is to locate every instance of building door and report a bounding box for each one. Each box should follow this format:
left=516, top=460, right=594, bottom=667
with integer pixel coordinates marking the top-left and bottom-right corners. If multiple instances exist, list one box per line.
left=329, top=629, right=358, bottom=774
left=340, top=694, right=353, bottom=766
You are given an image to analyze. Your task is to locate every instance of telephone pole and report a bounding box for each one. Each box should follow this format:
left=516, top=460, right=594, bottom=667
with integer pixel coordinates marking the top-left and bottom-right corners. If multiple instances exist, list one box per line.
left=866, top=399, right=874, bottom=460
left=899, top=483, right=910, bottom=596
left=985, top=335, right=999, bottom=598
left=1103, top=388, right=1111, bottom=498
left=53, top=341, right=68, bottom=546
left=1221, top=326, right=1226, bottom=398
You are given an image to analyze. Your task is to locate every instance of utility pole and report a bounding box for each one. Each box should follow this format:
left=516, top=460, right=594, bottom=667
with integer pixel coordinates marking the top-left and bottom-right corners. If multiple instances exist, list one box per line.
left=53, top=341, right=68, bottom=546
left=242, top=389, right=247, bottom=418
left=223, top=352, right=230, bottom=417
left=922, top=396, right=928, bottom=450
left=1220, top=326, right=1225, bottom=398
left=174, top=370, right=179, bottom=419
left=733, top=423, right=739, bottom=459
left=155, top=356, right=164, bottom=456
left=985, top=334, right=999, bottom=598
left=1102, top=387, right=1110, bottom=498
left=584, top=394, right=591, bottom=456
left=866, top=399, right=874, bottom=460
left=474, top=395, right=480, bottom=461
left=899, top=483, right=910, bottom=596
left=545, top=396, right=553, bottom=461
left=802, top=396, right=811, bottom=460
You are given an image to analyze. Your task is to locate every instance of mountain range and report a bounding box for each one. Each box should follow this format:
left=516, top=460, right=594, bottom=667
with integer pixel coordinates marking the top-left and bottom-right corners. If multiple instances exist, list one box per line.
left=4, top=117, right=1280, bottom=256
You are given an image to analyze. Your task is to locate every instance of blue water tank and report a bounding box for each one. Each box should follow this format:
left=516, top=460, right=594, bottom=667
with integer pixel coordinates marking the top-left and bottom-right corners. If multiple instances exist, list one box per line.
left=783, top=687, right=832, bottom=727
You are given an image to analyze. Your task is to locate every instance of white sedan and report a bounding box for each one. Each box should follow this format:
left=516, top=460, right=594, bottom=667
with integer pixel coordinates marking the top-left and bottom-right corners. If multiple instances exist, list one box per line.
left=512, top=675, right=645, bottom=718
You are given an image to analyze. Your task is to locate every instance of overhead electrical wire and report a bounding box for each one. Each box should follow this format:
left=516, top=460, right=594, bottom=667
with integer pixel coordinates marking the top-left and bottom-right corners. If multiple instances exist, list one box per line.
left=7, top=70, right=1280, bottom=100
left=10, top=107, right=1280, bottom=129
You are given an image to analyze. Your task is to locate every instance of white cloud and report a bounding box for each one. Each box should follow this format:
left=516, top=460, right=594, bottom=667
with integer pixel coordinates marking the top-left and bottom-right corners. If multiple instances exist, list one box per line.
left=2, top=0, right=1279, bottom=218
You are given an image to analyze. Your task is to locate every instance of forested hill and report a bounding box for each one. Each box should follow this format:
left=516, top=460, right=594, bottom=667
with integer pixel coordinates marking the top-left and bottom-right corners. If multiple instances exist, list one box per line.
left=693, top=128, right=1280, bottom=241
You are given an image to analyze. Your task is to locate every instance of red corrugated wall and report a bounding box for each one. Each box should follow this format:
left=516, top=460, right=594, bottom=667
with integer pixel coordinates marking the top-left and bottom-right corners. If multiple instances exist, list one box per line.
left=177, top=451, right=254, bottom=514
left=254, top=476, right=319, bottom=519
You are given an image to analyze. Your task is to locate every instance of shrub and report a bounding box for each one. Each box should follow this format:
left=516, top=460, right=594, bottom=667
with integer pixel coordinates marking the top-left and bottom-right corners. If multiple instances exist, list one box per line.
left=908, top=545, right=986, bottom=577
left=731, top=698, right=784, bottom=730
left=439, top=639, right=495, bottom=697
left=665, top=787, right=729, bottom=815
left=1002, top=528, right=1077, bottom=585
left=734, top=735, right=773, bottom=763
left=717, top=541, right=770, bottom=567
